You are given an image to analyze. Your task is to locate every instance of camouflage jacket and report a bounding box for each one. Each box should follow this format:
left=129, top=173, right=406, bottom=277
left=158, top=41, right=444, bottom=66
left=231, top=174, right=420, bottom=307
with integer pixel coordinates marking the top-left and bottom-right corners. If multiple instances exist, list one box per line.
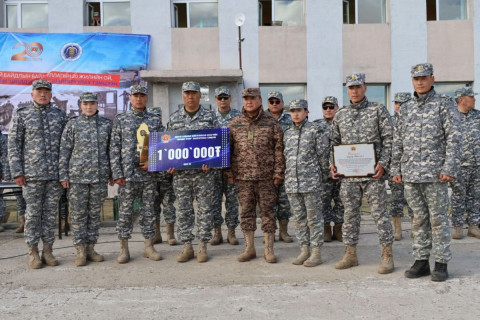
left=330, top=98, right=393, bottom=182
left=313, top=118, right=334, bottom=182
left=110, top=108, right=164, bottom=181
left=59, top=112, right=112, bottom=184
left=391, top=89, right=462, bottom=182
left=0, top=133, right=7, bottom=178
left=225, top=108, right=285, bottom=181
left=215, top=107, right=241, bottom=128
left=267, top=109, right=292, bottom=132
left=458, top=109, right=480, bottom=166
left=283, top=119, right=328, bottom=193
left=8, top=102, right=67, bottom=181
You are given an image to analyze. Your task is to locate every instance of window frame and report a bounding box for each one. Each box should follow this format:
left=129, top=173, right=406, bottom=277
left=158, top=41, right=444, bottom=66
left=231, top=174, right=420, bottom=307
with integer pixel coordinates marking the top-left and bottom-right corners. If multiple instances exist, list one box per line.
left=427, top=0, right=467, bottom=21
left=433, top=82, right=473, bottom=99
left=258, top=0, right=305, bottom=26
left=3, top=0, right=49, bottom=28
left=171, top=0, right=218, bottom=28
left=343, top=0, right=387, bottom=24
left=85, top=0, right=131, bottom=27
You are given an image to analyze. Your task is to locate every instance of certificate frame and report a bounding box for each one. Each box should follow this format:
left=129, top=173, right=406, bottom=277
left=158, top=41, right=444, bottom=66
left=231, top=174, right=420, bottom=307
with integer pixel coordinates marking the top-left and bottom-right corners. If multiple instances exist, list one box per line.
left=333, top=143, right=377, bottom=178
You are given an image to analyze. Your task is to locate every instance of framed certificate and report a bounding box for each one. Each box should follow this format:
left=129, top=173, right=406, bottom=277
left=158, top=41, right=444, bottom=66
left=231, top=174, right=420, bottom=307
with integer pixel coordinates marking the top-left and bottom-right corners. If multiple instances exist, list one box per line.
left=333, top=143, right=377, bottom=177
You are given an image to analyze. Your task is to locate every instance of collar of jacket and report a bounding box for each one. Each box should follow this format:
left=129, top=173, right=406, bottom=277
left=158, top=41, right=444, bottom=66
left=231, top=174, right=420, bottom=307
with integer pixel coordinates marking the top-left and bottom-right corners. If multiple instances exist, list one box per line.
left=242, top=106, right=264, bottom=122
left=293, top=118, right=308, bottom=130
left=33, top=101, right=51, bottom=109
left=80, top=110, right=99, bottom=120
left=179, top=105, right=204, bottom=119
left=130, top=107, right=146, bottom=117
left=413, top=87, right=436, bottom=103
left=349, top=97, right=368, bottom=110
left=267, top=108, right=286, bottom=120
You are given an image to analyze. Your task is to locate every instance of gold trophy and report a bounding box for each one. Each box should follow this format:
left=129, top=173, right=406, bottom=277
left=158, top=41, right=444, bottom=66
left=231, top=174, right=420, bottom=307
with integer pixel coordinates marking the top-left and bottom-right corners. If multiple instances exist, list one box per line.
left=136, top=123, right=150, bottom=163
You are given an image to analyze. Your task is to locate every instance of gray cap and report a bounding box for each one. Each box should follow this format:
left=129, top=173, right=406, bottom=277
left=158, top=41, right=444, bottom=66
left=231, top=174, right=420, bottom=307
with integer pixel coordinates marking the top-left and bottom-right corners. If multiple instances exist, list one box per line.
left=182, top=81, right=200, bottom=92
left=455, top=87, right=478, bottom=98
left=268, top=91, right=283, bottom=100
left=345, top=73, right=365, bottom=87
left=215, top=86, right=230, bottom=97
left=322, top=96, right=338, bottom=106
left=411, top=63, right=433, bottom=77
left=242, top=87, right=261, bottom=97
left=32, top=79, right=52, bottom=90
left=79, top=92, right=98, bottom=102
left=289, top=99, right=308, bottom=110
left=393, top=92, right=411, bottom=103
left=130, top=84, right=147, bottom=95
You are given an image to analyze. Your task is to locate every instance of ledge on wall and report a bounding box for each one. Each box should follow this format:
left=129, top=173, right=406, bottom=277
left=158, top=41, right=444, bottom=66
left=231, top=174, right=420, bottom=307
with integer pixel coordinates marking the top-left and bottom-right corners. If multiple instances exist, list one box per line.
left=140, top=69, right=243, bottom=83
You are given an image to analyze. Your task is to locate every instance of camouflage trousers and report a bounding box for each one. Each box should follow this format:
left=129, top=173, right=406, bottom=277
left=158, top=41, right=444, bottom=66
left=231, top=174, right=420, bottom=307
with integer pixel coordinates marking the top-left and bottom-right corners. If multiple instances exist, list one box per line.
left=23, top=180, right=63, bottom=248
left=212, top=170, right=239, bottom=228
left=387, top=176, right=413, bottom=218
left=340, top=180, right=394, bottom=247
left=274, top=181, right=291, bottom=221
left=287, top=192, right=324, bottom=248
left=321, top=179, right=344, bottom=224
left=449, top=165, right=480, bottom=227
left=237, top=180, right=277, bottom=234
left=116, top=181, right=156, bottom=240
left=16, top=194, right=27, bottom=217
left=154, top=178, right=176, bottom=224
left=404, top=182, right=451, bottom=264
left=69, top=183, right=107, bottom=246
left=173, top=170, right=215, bottom=243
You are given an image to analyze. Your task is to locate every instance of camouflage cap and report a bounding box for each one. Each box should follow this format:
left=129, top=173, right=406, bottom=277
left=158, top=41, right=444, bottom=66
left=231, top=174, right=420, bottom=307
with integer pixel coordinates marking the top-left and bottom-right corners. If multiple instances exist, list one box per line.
left=268, top=91, right=283, bottom=101
left=345, top=73, right=366, bottom=87
left=289, top=99, right=308, bottom=110
left=455, top=87, right=478, bottom=98
left=393, top=92, right=412, bottom=103
left=79, top=92, right=98, bottom=102
left=32, top=79, right=52, bottom=90
left=182, top=81, right=200, bottom=92
left=215, top=86, right=230, bottom=97
left=242, top=87, right=261, bottom=97
left=322, top=96, right=338, bottom=106
left=411, top=63, right=433, bottom=77
left=130, top=84, right=147, bottom=95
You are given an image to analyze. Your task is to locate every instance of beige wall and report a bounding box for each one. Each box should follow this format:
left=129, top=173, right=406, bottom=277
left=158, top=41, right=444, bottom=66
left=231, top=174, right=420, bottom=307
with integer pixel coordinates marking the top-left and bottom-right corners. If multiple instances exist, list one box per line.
left=258, top=26, right=307, bottom=83
left=427, top=20, right=474, bottom=81
left=343, top=24, right=391, bottom=83
left=171, top=28, right=220, bottom=70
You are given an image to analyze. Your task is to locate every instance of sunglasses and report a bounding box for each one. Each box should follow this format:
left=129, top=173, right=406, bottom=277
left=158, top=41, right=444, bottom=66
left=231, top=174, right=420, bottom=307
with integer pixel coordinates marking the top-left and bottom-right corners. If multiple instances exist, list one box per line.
left=216, top=96, right=230, bottom=101
left=269, top=100, right=281, bottom=105
left=322, top=105, right=335, bottom=110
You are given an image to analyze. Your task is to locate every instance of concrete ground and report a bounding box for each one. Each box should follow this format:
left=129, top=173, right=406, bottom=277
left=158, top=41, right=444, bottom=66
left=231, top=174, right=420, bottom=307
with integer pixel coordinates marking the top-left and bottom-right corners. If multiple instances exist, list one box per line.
left=0, top=218, right=479, bottom=319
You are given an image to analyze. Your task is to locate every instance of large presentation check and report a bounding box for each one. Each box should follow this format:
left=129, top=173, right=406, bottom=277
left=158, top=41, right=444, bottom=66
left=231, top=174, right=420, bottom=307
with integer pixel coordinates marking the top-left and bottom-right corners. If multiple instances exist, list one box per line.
left=148, top=128, right=230, bottom=171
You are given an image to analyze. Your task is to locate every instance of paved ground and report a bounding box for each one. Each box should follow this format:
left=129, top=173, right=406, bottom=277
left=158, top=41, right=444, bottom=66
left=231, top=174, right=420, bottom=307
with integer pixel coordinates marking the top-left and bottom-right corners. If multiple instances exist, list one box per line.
left=0, top=218, right=479, bottom=319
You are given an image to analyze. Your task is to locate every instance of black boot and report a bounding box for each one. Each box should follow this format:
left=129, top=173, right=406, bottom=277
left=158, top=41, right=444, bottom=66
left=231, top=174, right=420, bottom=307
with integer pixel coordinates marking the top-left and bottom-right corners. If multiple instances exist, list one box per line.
left=405, top=260, right=430, bottom=278
left=431, top=262, right=448, bottom=282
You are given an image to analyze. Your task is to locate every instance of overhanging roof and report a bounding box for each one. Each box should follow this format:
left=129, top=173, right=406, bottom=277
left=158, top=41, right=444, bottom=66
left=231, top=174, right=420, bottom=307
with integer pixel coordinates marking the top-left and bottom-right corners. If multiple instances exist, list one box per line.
left=140, top=69, right=243, bottom=83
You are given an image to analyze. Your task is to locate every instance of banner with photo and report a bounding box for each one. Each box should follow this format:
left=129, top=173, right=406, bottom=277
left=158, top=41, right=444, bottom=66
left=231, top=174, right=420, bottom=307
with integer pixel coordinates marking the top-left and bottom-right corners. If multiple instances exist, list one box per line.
left=0, top=32, right=151, bottom=132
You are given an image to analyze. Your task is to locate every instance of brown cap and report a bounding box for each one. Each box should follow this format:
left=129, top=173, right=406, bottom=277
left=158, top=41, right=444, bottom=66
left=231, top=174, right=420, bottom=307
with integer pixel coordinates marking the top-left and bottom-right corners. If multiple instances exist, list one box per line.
left=242, top=87, right=261, bottom=97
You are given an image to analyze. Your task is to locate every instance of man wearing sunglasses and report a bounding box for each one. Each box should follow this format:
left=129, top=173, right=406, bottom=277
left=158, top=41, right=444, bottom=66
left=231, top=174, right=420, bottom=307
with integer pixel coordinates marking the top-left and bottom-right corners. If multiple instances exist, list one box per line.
left=266, top=91, right=294, bottom=243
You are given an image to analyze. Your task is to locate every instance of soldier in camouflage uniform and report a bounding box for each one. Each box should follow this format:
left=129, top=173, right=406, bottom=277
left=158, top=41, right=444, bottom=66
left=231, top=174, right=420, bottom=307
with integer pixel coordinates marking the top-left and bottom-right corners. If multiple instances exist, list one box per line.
left=391, top=63, right=462, bottom=282
left=110, top=85, right=164, bottom=264
left=8, top=80, right=67, bottom=269
left=388, top=92, right=414, bottom=241
left=449, top=87, right=480, bottom=240
left=330, top=73, right=394, bottom=274
left=225, top=88, right=285, bottom=263
left=313, top=96, right=344, bottom=242
left=210, top=86, right=241, bottom=246
left=59, top=92, right=112, bottom=267
left=284, top=99, right=327, bottom=267
left=266, top=91, right=293, bottom=243
left=166, top=81, right=219, bottom=263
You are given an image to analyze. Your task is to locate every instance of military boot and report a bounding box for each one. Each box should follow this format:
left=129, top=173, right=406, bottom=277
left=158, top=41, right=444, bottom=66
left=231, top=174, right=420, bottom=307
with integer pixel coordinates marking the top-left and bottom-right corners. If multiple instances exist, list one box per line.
left=86, top=243, right=104, bottom=262
left=74, top=245, right=87, bottom=267
left=393, top=216, right=402, bottom=241
left=452, top=226, right=463, bottom=239
left=467, top=225, right=480, bottom=239
left=431, top=262, right=448, bottom=282
left=227, top=227, right=239, bottom=245
left=41, top=245, right=59, bottom=266
left=278, top=220, right=293, bottom=243
left=405, top=260, right=430, bottom=278
left=152, top=221, right=163, bottom=244
left=333, top=223, right=343, bottom=242
left=237, top=231, right=256, bottom=262
left=166, top=223, right=177, bottom=245
left=15, top=215, right=25, bottom=233
left=117, top=239, right=130, bottom=264
left=335, top=245, right=358, bottom=269
left=144, top=238, right=162, bottom=261
left=324, top=224, right=332, bottom=242
left=264, top=233, right=277, bottom=263
left=176, top=243, right=194, bottom=262
left=378, top=245, right=394, bottom=274
left=292, top=245, right=310, bottom=265
left=304, top=247, right=323, bottom=267
left=28, top=247, right=42, bottom=269
left=210, top=227, right=223, bottom=245
left=197, top=242, right=208, bottom=263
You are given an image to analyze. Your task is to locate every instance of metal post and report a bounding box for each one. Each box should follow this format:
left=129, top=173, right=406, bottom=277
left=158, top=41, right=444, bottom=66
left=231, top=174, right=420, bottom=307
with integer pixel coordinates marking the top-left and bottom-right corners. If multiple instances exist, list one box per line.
left=238, top=25, right=243, bottom=70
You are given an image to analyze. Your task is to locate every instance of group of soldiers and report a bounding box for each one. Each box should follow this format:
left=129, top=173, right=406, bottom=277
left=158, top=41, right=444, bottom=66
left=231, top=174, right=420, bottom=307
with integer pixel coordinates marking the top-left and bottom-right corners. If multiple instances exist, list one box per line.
left=2, top=61, right=479, bottom=283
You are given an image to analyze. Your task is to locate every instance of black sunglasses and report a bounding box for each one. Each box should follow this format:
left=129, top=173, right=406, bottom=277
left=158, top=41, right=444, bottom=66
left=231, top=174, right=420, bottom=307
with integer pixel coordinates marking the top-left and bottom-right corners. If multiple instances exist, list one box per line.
left=269, top=100, right=281, bottom=105
left=216, top=96, right=230, bottom=101
left=322, top=105, right=335, bottom=110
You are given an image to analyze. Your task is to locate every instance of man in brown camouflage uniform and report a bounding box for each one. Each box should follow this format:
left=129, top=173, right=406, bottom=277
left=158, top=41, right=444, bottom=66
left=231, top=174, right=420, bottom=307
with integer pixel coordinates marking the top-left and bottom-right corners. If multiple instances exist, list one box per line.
left=225, top=88, right=285, bottom=263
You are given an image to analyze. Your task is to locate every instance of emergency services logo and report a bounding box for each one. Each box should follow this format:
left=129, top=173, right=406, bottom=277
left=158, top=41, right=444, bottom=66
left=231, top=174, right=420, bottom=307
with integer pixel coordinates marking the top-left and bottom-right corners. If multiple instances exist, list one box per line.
left=61, top=43, right=82, bottom=61
left=161, top=134, right=171, bottom=143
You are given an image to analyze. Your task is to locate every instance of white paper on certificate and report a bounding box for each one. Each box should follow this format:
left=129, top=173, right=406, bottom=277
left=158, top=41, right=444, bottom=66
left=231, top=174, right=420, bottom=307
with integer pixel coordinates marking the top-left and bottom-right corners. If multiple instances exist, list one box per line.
left=333, top=143, right=376, bottom=177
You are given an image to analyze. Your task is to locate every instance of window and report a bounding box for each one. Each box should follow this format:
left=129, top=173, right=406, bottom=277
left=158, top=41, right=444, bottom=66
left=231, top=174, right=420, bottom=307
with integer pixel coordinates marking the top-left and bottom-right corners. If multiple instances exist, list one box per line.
left=86, top=1, right=130, bottom=26
left=4, top=1, right=48, bottom=28
left=343, top=0, right=386, bottom=24
left=260, top=84, right=306, bottom=110
left=172, top=0, right=218, bottom=28
left=259, top=0, right=304, bottom=26
left=434, top=82, right=472, bottom=98
left=343, top=84, right=388, bottom=107
left=426, top=0, right=467, bottom=21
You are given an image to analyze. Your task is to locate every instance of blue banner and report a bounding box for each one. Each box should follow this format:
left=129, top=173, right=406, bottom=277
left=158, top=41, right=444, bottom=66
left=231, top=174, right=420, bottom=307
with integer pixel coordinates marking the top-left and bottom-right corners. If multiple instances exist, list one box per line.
left=148, top=128, right=230, bottom=171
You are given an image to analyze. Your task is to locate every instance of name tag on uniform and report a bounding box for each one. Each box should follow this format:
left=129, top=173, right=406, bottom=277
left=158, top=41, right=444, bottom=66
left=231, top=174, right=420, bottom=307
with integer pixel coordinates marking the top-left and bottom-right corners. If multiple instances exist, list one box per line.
left=248, top=130, right=254, bottom=141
